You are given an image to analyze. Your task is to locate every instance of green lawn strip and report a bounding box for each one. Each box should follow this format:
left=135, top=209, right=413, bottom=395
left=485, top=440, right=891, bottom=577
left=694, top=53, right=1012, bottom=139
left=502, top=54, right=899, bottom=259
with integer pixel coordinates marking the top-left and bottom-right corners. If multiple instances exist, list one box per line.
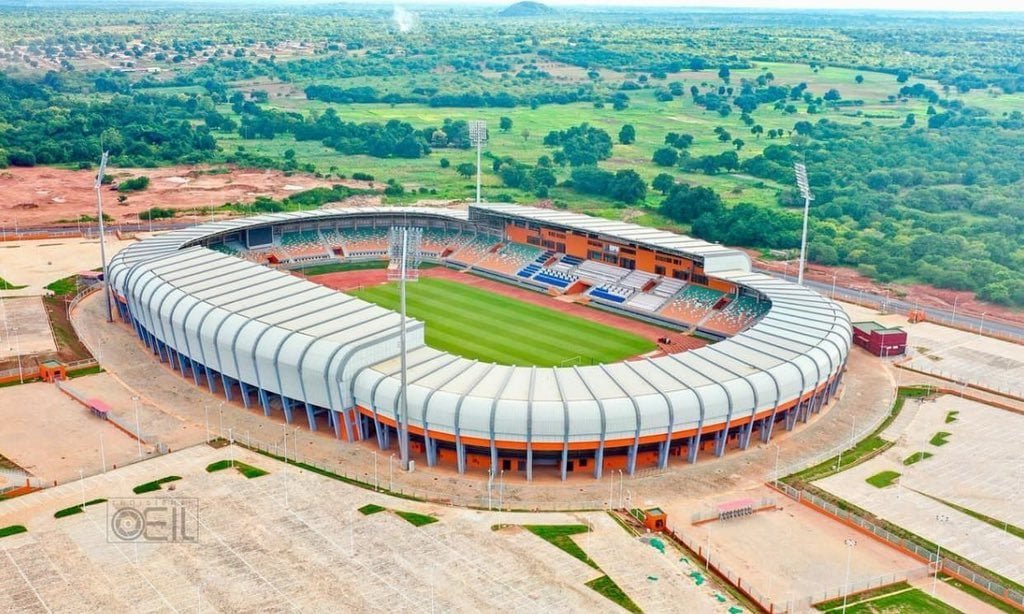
left=586, top=575, right=643, bottom=614
left=784, top=386, right=934, bottom=486
left=0, top=277, right=27, bottom=290
left=350, top=277, right=655, bottom=366
left=301, top=260, right=440, bottom=275
left=837, top=587, right=961, bottom=613
left=205, top=460, right=269, bottom=478
left=132, top=476, right=182, bottom=494
left=394, top=510, right=439, bottom=527
left=903, top=452, right=933, bottom=465
left=54, top=498, right=107, bottom=518
left=916, top=492, right=1024, bottom=541
left=45, top=275, right=78, bottom=296
left=358, top=504, right=385, bottom=515
left=929, top=432, right=952, bottom=446
left=0, top=525, right=27, bottom=538
left=523, top=525, right=599, bottom=569
left=942, top=575, right=1022, bottom=614
left=67, top=365, right=103, bottom=378
left=945, top=411, right=959, bottom=424
left=815, top=581, right=913, bottom=611
left=866, top=470, right=901, bottom=489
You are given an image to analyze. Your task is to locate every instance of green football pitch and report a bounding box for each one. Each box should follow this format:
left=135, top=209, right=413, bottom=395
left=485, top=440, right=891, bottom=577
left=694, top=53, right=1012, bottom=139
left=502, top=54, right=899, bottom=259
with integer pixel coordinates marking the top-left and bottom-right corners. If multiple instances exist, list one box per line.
left=349, top=277, right=657, bottom=367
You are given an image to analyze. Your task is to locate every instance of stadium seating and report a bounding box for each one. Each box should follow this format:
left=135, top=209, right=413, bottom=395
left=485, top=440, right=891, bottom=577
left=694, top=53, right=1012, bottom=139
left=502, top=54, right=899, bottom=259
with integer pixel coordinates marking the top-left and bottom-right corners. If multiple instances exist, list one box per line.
left=341, top=228, right=389, bottom=258
left=589, top=284, right=632, bottom=304
left=516, top=250, right=555, bottom=279
left=533, top=267, right=576, bottom=289
left=209, top=242, right=242, bottom=256
left=625, top=292, right=668, bottom=312
left=420, top=228, right=467, bottom=256
left=659, top=285, right=724, bottom=325
left=472, top=242, right=546, bottom=277
left=650, top=278, right=686, bottom=298
left=446, top=235, right=501, bottom=266
left=279, top=230, right=329, bottom=260
left=702, top=295, right=771, bottom=335
left=619, top=269, right=659, bottom=291
left=574, top=260, right=629, bottom=286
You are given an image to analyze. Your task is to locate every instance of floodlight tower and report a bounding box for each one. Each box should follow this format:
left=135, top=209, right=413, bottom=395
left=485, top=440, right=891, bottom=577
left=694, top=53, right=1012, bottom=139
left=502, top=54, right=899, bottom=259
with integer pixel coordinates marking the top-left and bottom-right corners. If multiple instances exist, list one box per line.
left=388, top=226, right=423, bottom=472
left=95, top=151, right=113, bottom=322
left=793, top=162, right=814, bottom=287
left=468, top=120, right=487, bottom=205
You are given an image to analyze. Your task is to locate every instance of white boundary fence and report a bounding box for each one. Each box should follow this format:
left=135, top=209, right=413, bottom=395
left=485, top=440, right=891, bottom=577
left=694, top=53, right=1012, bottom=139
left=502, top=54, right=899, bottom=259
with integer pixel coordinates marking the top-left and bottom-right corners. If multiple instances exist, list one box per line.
left=773, top=481, right=1024, bottom=610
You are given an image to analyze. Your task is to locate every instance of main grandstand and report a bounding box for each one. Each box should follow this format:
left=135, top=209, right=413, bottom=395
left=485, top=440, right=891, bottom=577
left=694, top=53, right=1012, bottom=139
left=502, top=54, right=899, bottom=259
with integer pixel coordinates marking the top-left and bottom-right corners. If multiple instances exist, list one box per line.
left=107, top=204, right=851, bottom=480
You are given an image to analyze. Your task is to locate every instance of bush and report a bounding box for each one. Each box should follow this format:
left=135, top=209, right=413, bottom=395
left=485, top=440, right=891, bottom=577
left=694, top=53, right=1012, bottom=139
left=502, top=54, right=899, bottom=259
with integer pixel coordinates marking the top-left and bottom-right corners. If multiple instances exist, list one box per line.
left=117, top=176, right=151, bottom=192
left=352, top=172, right=374, bottom=181
left=0, top=525, right=27, bottom=538
left=7, top=150, right=36, bottom=167
left=139, top=207, right=176, bottom=221
left=133, top=476, right=182, bottom=494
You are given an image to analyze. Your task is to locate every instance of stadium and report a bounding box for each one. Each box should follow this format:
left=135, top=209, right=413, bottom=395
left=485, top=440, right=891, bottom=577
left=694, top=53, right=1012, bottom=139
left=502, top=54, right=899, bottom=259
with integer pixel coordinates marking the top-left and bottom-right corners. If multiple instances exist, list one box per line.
left=107, top=203, right=851, bottom=481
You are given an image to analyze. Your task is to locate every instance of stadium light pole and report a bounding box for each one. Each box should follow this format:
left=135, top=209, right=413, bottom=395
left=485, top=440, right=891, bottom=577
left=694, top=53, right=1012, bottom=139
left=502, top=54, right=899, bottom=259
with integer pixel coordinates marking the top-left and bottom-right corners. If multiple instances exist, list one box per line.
left=95, top=151, right=113, bottom=323
left=841, top=537, right=857, bottom=613
left=397, top=229, right=411, bottom=471
left=469, top=120, right=487, bottom=205
left=793, top=163, right=814, bottom=287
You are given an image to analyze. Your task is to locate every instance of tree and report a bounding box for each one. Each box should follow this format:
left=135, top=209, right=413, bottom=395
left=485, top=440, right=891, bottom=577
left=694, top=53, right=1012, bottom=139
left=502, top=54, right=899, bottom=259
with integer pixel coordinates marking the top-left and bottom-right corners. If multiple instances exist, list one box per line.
left=896, top=70, right=911, bottom=83
left=455, top=162, right=476, bottom=178
left=855, top=74, right=864, bottom=84
left=718, top=66, right=731, bottom=81
left=717, top=130, right=732, bottom=142
left=660, top=184, right=723, bottom=223
left=521, top=128, right=530, bottom=142
left=903, top=113, right=916, bottom=128
left=732, top=138, right=745, bottom=151
left=652, top=147, right=679, bottom=167
left=609, top=169, right=647, bottom=204
left=439, top=158, right=450, bottom=168
left=652, top=173, right=675, bottom=194
left=823, top=88, right=842, bottom=101
left=499, top=116, right=513, bottom=132
left=751, top=124, right=764, bottom=139
left=618, top=124, right=636, bottom=145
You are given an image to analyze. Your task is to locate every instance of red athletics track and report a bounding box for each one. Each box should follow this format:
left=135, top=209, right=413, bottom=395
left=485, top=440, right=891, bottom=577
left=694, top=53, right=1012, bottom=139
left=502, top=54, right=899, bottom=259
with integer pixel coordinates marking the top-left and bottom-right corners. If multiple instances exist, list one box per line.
left=302, top=266, right=708, bottom=355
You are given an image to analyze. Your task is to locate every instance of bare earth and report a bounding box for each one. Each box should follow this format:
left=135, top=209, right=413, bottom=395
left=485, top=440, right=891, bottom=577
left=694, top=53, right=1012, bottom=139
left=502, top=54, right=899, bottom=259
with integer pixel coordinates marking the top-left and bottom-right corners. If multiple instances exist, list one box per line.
left=0, top=166, right=348, bottom=227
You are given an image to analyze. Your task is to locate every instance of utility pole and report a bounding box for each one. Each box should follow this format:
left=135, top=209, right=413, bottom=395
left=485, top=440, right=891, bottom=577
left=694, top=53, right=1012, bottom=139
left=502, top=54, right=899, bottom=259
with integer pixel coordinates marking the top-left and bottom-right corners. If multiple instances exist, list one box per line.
left=95, top=152, right=113, bottom=322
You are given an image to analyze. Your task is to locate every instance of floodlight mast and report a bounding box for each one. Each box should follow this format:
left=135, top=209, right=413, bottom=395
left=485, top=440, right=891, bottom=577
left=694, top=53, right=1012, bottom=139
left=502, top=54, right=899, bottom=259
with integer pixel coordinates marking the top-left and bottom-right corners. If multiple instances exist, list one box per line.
left=95, top=151, right=113, bottom=322
left=398, top=228, right=410, bottom=471
left=469, top=120, right=487, bottom=205
left=793, top=163, right=814, bottom=287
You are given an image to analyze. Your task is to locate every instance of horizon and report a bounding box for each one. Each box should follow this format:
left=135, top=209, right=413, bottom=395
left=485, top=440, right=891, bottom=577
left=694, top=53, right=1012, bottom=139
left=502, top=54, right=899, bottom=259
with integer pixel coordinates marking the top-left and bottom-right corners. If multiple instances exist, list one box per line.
left=9, top=0, right=1024, bottom=14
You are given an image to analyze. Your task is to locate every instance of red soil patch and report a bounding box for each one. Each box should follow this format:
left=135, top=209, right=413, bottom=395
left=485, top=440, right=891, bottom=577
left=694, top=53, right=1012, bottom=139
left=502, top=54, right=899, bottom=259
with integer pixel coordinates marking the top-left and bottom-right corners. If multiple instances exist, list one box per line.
left=309, top=267, right=707, bottom=356
left=0, top=165, right=377, bottom=227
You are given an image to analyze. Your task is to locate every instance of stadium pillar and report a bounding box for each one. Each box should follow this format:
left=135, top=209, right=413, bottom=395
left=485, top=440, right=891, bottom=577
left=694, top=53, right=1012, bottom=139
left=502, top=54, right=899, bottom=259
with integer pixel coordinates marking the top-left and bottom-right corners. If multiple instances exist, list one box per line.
left=238, top=381, right=251, bottom=409
left=204, top=366, right=217, bottom=393
left=657, top=440, right=669, bottom=469
left=220, top=374, right=233, bottom=401
left=594, top=447, right=604, bottom=479
left=489, top=444, right=498, bottom=475
left=761, top=411, right=777, bottom=443
left=526, top=447, right=533, bottom=481
left=426, top=437, right=438, bottom=466
left=560, top=448, right=568, bottom=481
left=190, top=359, right=201, bottom=386
left=739, top=419, right=755, bottom=450
left=340, top=409, right=355, bottom=442
left=258, top=388, right=271, bottom=417
left=456, top=440, right=467, bottom=474
left=687, top=436, right=699, bottom=463
left=713, top=429, right=727, bottom=457
left=627, top=443, right=638, bottom=475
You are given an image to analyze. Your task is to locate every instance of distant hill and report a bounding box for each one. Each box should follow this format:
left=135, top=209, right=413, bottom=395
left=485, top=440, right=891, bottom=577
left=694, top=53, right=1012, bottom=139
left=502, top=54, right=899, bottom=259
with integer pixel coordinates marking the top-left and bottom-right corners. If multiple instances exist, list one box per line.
left=499, top=1, right=555, bottom=17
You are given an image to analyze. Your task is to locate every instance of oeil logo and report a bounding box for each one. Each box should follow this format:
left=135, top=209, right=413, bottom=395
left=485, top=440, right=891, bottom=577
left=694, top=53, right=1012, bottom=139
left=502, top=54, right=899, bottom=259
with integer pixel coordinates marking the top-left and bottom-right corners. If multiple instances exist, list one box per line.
left=107, top=498, right=199, bottom=543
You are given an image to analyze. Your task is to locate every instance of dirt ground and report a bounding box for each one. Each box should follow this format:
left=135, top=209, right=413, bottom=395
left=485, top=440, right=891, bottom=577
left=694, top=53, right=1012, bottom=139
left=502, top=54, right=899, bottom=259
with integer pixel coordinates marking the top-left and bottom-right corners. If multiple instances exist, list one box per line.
left=0, top=381, right=148, bottom=483
left=0, top=166, right=361, bottom=227
left=309, top=267, right=708, bottom=355
left=0, top=235, right=140, bottom=297
left=664, top=485, right=924, bottom=609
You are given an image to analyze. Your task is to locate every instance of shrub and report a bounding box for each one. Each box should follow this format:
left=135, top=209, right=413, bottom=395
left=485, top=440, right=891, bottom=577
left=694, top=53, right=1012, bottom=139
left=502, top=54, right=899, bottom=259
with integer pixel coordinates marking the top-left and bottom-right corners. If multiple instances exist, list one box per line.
left=117, top=176, right=150, bottom=192
left=352, top=172, right=374, bottom=181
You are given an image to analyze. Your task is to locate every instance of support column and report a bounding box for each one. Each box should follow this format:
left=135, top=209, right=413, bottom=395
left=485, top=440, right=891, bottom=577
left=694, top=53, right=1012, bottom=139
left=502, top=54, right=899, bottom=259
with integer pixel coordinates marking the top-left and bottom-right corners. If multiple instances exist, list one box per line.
left=205, top=366, right=217, bottom=393
left=714, top=429, right=727, bottom=457
left=593, top=443, right=605, bottom=478
left=456, top=441, right=467, bottom=474
left=687, top=435, right=699, bottom=463
left=526, top=447, right=533, bottom=482
left=257, top=388, right=270, bottom=417
left=221, top=374, right=233, bottom=402
left=560, top=448, right=568, bottom=481
left=657, top=440, right=669, bottom=469
left=627, top=442, right=638, bottom=475
left=238, top=381, right=251, bottom=409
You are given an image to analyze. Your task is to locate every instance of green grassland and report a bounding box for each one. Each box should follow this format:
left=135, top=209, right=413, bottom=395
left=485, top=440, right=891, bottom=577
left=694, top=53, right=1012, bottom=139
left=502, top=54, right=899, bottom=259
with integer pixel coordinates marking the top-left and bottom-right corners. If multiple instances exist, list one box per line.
left=816, top=583, right=960, bottom=613
left=348, top=277, right=657, bottom=366
left=211, top=60, right=938, bottom=214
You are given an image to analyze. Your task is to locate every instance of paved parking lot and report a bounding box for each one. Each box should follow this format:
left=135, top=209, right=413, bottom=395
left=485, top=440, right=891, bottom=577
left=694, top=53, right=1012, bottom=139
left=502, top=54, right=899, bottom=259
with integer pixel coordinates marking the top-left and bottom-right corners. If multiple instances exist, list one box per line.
left=0, top=445, right=741, bottom=613
left=816, top=395, right=1024, bottom=584
left=0, top=296, right=55, bottom=359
